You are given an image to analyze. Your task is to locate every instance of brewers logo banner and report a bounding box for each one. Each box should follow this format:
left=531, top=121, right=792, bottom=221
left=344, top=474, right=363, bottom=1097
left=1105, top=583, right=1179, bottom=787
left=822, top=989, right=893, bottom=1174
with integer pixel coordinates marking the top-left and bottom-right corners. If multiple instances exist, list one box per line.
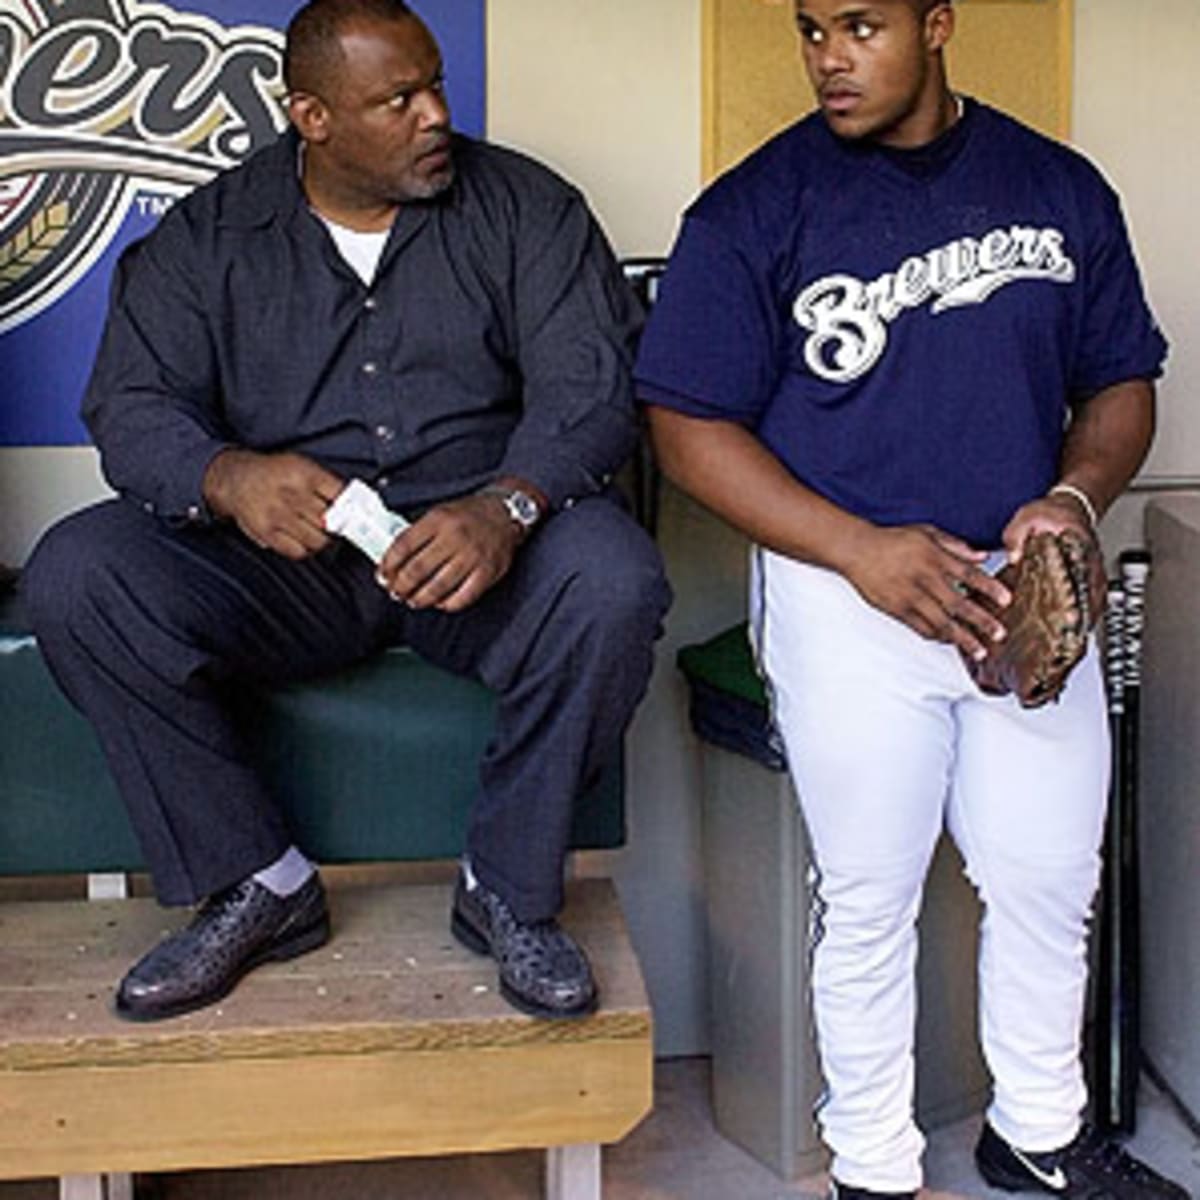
left=0, top=0, right=486, bottom=446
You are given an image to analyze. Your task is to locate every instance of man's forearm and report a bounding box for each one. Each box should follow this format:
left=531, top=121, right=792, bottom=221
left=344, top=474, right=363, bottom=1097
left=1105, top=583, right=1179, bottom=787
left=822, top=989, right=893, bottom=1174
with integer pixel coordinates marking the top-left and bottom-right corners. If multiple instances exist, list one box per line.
left=646, top=405, right=876, bottom=575
left=86, top=395, right=229, bottom=523
left=646, top=404, right=1010, bottom=657
left=1056, top=379, right=1156, bottom=521
left=499, top=399, right=636, bottom=511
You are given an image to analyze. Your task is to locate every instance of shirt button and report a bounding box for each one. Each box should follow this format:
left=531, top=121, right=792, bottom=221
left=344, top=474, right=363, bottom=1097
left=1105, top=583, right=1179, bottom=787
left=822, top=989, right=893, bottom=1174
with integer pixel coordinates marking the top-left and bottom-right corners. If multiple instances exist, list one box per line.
left=377, top=475, right=390, bottom=489
left=563, top=497, right=576, bottom=509
left=364, top=296, right=378, bottom=311
left=142, top=501, right=155, bottom=514
left=186, top=504, right=202, bottom=522
left=374, top=424, right=395, bottom=442
left=362, top=361, right=379, bottom=376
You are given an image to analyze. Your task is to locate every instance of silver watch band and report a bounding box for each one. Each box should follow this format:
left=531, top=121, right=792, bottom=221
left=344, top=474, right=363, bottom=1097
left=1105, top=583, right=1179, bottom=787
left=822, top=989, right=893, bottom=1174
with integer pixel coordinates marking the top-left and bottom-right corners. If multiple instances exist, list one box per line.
left=479, top=485, right=541, bottom=532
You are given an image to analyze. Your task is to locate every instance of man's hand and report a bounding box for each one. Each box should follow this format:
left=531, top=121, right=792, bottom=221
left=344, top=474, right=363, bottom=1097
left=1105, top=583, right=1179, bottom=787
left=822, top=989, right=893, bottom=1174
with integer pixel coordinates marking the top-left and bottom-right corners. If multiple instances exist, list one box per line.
left=1002, top=491, right=1106, bottom=625
left=203, top=448, right=344, bottom=560
left=376, top=493, right=523, bottom=613
left=842, top=524, right=1012, bottom=660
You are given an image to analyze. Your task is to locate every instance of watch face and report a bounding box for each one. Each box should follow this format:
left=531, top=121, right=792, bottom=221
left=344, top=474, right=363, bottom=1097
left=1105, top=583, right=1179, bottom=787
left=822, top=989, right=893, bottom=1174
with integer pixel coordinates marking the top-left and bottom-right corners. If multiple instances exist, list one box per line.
left=507, top=490, right=540, bottom=527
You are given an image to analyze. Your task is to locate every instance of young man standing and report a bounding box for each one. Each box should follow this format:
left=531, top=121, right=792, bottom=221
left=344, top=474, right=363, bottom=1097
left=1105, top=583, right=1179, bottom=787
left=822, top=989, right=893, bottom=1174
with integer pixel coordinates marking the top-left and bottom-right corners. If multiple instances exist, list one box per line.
left=637, top=2, right=1185, bottom=1197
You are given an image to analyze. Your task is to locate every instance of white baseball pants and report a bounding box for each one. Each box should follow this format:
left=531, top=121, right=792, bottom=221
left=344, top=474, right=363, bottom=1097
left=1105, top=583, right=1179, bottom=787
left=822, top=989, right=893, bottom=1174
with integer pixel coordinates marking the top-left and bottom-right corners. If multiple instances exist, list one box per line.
left=754, top=549, right=1108, bottom=1193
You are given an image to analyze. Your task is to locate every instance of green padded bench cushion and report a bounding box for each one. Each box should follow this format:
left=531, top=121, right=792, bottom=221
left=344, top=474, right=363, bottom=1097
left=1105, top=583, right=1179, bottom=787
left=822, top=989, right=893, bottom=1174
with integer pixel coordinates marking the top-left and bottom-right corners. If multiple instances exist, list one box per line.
left=676, top=622, right=786, bottom=772
left=676, top=621, right=767, bottom=707
left=0, top=589, right=623, bottom=876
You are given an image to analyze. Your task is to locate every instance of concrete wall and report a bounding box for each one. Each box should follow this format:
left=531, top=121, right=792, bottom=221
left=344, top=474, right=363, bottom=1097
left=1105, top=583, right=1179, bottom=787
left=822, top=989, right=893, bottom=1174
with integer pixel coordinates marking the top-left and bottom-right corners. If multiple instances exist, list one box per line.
left=0, top=447, right=109, bottom=565
left=486, top=0, right=717, bottom=1056
left=1072, top=0, right=1200, bottom=558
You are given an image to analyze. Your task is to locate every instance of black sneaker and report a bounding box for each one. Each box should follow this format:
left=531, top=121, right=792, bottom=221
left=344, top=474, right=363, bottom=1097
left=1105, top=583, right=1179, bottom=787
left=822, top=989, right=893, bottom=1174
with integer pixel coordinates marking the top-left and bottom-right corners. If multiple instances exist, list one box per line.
left=829, top=1182, right=916, bottom=1200
left=975, top=1121, right=1190, bottom=1199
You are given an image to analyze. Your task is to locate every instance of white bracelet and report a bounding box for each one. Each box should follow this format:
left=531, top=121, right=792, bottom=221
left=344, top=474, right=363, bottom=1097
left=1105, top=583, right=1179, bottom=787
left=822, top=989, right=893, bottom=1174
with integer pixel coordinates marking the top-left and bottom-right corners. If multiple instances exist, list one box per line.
left=1049, top=482, right=1099, bottom=529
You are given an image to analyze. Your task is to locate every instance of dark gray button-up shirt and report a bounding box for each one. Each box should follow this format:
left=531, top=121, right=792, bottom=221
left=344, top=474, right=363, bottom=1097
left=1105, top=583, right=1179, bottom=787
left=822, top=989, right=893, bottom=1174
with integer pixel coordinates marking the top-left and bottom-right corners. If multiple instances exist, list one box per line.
left=83, top=129, right=641, bottom=522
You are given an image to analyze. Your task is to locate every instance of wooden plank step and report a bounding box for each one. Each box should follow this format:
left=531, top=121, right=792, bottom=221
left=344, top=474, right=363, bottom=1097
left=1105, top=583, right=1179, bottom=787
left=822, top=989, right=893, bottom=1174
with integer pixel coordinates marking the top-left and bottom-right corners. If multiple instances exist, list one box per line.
left=0, top=878, right=653, bottom=1180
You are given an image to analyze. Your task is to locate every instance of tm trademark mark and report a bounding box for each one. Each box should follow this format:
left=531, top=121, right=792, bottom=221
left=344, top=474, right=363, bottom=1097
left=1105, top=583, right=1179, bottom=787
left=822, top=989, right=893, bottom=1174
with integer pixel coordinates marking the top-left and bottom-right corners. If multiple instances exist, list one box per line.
left=136, top=194, right=176, bottom=218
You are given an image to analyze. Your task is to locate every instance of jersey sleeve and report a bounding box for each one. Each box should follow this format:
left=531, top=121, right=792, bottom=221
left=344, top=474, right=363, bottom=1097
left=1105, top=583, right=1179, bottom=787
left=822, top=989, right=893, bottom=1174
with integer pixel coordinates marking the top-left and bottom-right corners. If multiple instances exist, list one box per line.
left=1069, top=183, right=1168, bottom=401
left=634, top=213, right=779, bottom=423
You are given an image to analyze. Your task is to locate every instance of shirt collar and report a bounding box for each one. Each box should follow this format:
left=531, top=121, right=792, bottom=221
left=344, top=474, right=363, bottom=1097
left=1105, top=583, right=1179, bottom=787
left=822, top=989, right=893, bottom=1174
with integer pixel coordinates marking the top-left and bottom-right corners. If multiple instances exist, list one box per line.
left=214, top=127, right=308, bottom=230
left=214, top=126, right=462, bottom=243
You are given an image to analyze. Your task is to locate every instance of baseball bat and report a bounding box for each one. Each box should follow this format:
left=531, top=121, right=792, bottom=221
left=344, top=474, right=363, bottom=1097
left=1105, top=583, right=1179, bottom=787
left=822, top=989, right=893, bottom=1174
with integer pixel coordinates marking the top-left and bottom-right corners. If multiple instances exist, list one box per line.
left=1117, top=551, right=1150, bottom=1129
left=1094, top=577, right=1126, bottom=1133
left=1094, top=549, right=1150, bottom=1134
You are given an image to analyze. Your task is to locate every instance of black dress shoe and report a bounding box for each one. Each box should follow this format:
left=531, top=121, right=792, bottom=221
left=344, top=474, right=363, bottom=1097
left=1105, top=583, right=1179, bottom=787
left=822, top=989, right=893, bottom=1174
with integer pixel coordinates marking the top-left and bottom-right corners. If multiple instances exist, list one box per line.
left=115, top=874, right=330, bottom=1022
left=450, top=869, right=597, bottom=1019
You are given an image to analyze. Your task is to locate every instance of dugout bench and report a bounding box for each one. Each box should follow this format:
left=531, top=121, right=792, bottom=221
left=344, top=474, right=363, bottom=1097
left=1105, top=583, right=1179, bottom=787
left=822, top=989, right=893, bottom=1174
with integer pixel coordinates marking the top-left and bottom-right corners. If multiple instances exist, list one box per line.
left=0, top=585, right=652, bottom=1200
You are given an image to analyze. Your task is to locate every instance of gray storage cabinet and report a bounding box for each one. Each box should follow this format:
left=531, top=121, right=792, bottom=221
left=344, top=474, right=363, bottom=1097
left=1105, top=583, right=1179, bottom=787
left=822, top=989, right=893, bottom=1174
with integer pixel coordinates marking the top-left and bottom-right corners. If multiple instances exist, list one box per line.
left=1141, top=495, right=1200, bottom=1124
left=681, top=624, right=990, bottom=1179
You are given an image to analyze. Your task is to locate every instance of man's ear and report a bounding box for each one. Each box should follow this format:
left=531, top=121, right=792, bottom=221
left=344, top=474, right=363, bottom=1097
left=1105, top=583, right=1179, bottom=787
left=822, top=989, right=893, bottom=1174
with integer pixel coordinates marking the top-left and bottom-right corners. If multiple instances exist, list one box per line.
left=288, top=92, right=330, bottom=143
left=925, top=2, right=955, bottom=52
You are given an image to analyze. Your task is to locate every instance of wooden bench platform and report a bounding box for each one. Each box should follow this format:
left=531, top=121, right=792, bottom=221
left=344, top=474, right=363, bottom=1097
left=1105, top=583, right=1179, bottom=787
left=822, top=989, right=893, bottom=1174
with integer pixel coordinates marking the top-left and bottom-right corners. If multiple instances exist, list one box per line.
left=0, top=877, right=653, bottom=1198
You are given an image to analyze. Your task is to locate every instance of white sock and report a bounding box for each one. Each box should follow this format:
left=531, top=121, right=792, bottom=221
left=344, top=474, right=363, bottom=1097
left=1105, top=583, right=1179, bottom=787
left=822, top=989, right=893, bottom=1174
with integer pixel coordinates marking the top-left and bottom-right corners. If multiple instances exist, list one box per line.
left=253, top=846, right=316, bottom=897
left=462, top=857, right=479, bottom=891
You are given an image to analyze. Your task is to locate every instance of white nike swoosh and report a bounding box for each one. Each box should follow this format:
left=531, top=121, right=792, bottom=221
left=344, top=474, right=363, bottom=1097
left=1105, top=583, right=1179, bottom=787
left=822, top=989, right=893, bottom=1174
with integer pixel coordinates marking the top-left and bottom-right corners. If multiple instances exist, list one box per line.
left=1012, top=1147, right=1069, bottom=1191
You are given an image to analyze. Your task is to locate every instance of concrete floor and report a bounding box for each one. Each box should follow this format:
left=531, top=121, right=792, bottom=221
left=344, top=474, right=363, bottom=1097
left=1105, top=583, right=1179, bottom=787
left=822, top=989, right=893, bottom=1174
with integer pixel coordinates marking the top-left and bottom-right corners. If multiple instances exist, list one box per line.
left=4, top=1059, right=1198, bottom=1199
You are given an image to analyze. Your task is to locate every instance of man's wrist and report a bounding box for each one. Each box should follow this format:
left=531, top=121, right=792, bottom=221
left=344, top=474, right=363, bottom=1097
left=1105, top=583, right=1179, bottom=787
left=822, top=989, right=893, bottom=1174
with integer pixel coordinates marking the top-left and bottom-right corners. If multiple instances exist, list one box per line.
left=1048, top=481, right=1099, bottom=530
left=202, top=447, right=253, bottom=520
left=477, top=480, right=546, bottom=538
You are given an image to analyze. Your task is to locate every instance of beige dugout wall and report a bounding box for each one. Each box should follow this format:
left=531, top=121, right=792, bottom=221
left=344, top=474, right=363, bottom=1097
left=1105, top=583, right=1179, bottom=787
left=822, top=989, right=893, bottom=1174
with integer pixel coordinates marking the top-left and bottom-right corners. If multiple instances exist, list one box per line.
left=705, top=0, right=1073, bottom=178
left=1072, top=0, right=1200, bottom=555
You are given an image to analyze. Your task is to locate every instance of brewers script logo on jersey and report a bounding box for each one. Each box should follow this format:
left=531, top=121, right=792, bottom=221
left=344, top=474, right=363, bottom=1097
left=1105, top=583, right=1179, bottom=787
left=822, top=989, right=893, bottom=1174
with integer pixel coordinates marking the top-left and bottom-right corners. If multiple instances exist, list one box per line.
left=0, top=0, right=287, bottom=334
left=794, top=225, right=1077, bottom=385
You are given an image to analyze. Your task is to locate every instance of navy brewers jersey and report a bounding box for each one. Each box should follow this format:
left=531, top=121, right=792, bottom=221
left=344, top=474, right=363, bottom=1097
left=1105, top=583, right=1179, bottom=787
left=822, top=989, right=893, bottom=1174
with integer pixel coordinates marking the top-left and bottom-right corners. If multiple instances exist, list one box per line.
left=635, top=100, right=1167, bottom=547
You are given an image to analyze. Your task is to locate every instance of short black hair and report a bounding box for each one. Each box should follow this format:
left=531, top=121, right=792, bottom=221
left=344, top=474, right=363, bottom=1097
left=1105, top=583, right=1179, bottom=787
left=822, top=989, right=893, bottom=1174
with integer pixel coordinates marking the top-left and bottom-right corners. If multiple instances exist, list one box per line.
left=284, top=0, right=415, bottom=96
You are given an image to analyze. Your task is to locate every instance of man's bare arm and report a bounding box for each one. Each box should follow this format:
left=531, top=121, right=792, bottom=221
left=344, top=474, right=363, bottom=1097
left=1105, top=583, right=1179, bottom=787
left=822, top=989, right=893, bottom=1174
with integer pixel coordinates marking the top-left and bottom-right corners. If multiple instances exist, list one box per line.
left=646, top=405, right=1009, bottom=658
left=994, top=378, right=1154, bottom=612
left=1003, top=379, right=1156, bottom=558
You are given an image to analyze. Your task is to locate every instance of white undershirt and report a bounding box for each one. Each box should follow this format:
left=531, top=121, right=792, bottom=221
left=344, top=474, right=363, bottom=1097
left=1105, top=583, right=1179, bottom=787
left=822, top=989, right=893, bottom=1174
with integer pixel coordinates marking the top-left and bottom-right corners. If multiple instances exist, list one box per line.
left=317, top=214, right=389, bottom=286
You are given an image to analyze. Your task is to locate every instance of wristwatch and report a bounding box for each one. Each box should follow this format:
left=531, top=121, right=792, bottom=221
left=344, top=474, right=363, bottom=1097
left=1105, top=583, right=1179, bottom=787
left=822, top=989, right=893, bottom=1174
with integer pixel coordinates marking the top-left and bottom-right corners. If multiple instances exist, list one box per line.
left=480, top=485, right=542, bottom=535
